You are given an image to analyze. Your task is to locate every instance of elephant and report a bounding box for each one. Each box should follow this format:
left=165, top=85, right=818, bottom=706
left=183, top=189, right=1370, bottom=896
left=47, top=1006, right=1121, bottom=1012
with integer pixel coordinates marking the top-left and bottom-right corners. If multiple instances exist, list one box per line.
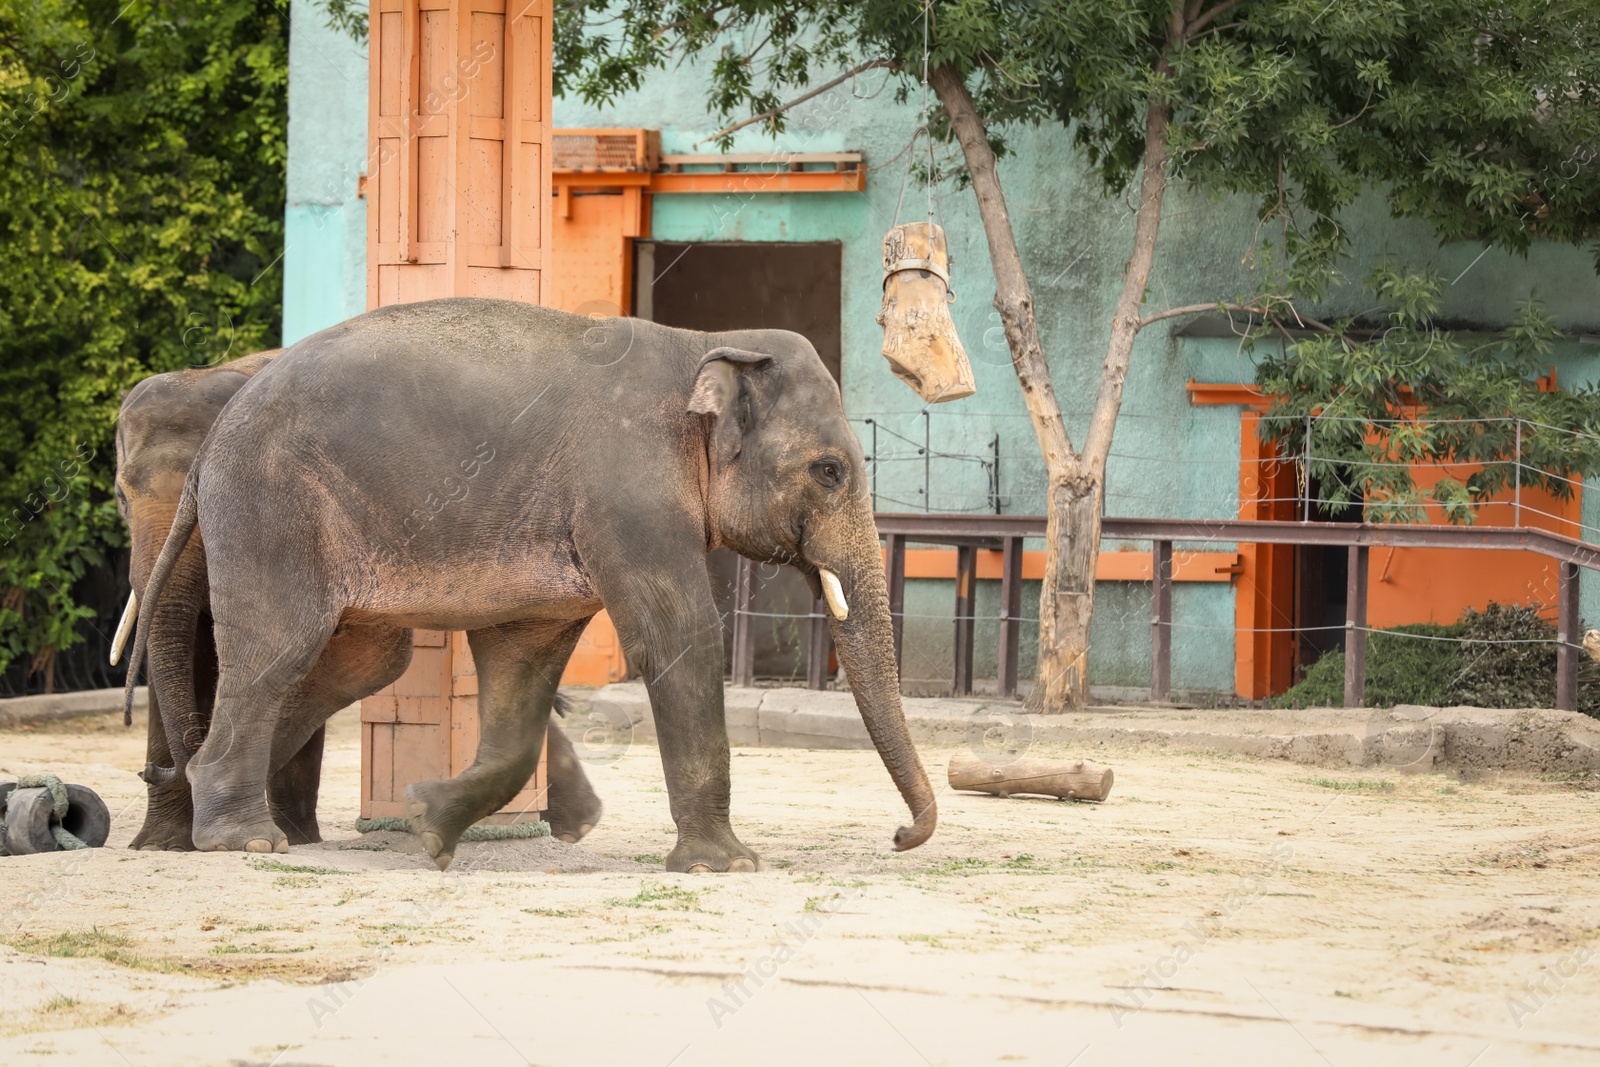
left=115, top=349, right=602, bottom=850
left=127, top=297, right=936, bottom=871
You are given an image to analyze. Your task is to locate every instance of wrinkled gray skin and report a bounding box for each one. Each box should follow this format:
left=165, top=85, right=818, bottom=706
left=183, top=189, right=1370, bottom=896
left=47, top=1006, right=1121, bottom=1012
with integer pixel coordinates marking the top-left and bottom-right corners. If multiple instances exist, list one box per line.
left=129, top=298, right=936, bottom=870
left=116, top=353, right=328, bottom=850
left=118, top=349, right=602, bottom=850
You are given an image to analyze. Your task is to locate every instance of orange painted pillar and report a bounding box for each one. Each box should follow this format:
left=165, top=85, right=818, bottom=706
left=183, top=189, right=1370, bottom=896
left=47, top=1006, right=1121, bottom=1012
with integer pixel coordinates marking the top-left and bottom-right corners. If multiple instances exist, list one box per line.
left=360, top=0, right=552, bottom=821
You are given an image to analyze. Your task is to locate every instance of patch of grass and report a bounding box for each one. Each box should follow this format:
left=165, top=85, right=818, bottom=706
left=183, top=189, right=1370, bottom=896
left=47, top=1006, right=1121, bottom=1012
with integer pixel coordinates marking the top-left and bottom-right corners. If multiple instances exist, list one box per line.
left=631, top=854, right=665, bottom=866
left=522, top=907, right=578, bottom=918
left=3, top=929, right=172, bottom=974
left=901, top=933, right=946, bottom=949
left=1304, top=778, right=1396, bottom=792
left=606, top=882, right=711, bottom=912
left=925, top=858, right=993, bottom=876
left=210, top=944, right=312, bottom=956
left=339, top=843, right=391, bottom=852
left=250, top=859, right=343, bottom=875
left=41, top=996, right=77, bottom=1013
left=237, top=924, right=275, bottom=933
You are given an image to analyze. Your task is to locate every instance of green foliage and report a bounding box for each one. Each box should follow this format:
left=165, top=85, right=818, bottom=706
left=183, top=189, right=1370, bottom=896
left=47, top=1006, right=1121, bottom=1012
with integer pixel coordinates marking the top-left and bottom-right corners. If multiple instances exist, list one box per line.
left=1274, top=621, right=1464, bottom=709
left=1274, top=603, right=1600, bottom=716
left=555, top=2, right=1600, bottom=286
left=1254, top=265, right=1600, bottom=523
left=1444, top=602, right=1600, bottom=715
left=0, top=0, right=287, bottom=679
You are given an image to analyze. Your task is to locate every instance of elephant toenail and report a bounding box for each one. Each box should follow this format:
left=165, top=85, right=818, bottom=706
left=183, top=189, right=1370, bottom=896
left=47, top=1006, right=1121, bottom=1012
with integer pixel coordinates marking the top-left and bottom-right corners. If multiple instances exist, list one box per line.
left=579, top=824, right=594, bottom=839
left=728, top=858, right=756, bottom=873
left=274, top=840, right=289, bottom=854
left=556, top=833, right=578, bottom=844
left=245, top=839, right=275, bottom=853
left=687, top=863, right=713, bottom=874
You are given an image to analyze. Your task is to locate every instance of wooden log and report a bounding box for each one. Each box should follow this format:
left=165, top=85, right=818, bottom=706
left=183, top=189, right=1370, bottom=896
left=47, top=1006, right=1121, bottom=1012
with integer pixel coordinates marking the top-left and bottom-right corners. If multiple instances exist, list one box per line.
left=875, top=222, right=976, bottom=403
left=947, top=752, right=1114, bottom=802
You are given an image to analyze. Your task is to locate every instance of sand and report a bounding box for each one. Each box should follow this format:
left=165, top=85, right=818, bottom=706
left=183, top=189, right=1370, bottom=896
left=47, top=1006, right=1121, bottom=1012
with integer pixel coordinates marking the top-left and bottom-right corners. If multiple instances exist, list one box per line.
left=0, top=701, right=1597, bottom=1064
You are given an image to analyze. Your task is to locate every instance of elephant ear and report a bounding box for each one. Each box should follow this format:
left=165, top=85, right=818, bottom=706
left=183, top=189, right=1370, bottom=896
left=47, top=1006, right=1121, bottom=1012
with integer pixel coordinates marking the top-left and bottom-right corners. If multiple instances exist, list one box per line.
left=688, top=347, right=772, bottom=468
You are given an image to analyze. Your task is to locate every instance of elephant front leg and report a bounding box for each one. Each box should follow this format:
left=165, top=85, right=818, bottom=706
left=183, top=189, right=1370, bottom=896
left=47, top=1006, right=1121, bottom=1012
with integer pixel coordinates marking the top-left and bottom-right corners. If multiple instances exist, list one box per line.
left=605, top=573, right=760, bottom=873
left=268, top=727, right=325, bottom=845
left=405, top=619, right=585, bottom=871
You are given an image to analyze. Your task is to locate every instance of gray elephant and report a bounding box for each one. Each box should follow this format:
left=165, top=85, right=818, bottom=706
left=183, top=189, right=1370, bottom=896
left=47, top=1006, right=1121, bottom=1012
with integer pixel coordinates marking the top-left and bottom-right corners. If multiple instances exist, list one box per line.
left=128, top=297, right=936, bottom=871
left=116, top=349, right=602, bottom=850
left=114, top=351, right=326, bottom=849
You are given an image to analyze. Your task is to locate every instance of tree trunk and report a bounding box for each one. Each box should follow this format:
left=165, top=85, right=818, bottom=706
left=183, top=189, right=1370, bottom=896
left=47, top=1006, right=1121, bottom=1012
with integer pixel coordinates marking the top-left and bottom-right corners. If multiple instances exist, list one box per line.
left=931, top=62, right=1173, bottom=711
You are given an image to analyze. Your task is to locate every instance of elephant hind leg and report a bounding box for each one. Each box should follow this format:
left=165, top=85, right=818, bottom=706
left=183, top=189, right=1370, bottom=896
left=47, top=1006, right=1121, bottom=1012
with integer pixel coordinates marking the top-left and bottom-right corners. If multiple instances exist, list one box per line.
left=544, top=721, right=603, bottom=843
left=189, top=610, right=338, bottom=854
left=406, top=618, right=587, bottom=870
left=268, top=624, right=412, bottom=844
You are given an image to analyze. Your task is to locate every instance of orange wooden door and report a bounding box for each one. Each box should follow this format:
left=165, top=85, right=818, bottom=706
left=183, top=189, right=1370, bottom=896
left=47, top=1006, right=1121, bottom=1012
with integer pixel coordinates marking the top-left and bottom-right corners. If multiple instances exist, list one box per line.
left=360, top=0, right=553, bottom=822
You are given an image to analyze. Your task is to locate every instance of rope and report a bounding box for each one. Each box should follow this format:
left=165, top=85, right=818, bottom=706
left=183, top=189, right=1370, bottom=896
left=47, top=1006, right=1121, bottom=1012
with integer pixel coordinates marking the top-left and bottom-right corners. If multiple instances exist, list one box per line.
left=354, top=816, right=550, bottom=841
left=3, top=773, right=89, bottom=850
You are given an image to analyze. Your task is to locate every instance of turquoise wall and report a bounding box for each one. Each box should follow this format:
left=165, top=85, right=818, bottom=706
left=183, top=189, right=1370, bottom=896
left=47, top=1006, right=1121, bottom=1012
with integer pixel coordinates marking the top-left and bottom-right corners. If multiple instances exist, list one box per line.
left=284, top=40, right=1600, bottom=694
left=282, top=0, right=368, bottom=344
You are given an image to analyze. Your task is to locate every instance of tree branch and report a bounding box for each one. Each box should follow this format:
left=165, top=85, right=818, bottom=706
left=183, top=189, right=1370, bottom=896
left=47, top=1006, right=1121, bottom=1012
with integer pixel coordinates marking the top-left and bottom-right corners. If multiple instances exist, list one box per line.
left=1137, top=302, right=1270, bottom=329
left=1187, top=0, right=1248, bottom=38
left=1082, top=16, right=1182, bottom=471
left=928, top=64, right=1076, bottom=471
left=694, top=59, right=899, bottom=145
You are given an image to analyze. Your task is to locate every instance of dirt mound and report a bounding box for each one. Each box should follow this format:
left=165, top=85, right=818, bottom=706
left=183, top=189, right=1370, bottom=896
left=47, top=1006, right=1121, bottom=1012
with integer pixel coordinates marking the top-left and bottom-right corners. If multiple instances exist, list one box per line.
left=300, top=830, right=639, bottom=874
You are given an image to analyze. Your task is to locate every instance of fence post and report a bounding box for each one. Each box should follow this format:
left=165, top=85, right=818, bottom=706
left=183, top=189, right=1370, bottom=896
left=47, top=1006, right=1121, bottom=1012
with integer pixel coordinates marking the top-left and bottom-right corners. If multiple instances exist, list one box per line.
left=806, top=597, right=832, bottom=690
left=732, top=556, right=755, bottom=688
left=1343, top=545, right=1369, bottom=708
left=953, top=546, right=976, bottom=696
left=1151, top=540, right=1172, bottom=702
left=1513, top=420, right=1522, bottom=527
left=1557, top=560, right=1580, bottom=712
left=885, top=533, right=907, bottom=672
left=998, top=536, right=1023, bottom=698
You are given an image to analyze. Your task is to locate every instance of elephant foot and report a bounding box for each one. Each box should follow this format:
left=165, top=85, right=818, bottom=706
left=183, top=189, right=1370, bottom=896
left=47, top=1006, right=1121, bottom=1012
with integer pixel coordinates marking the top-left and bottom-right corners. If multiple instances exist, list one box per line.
left=544, top=724, right=604, bottom=844
left=273, top=809, right=322, bottom=846
left=128, top=786, right=197, bottom=852
left=544, top=782, right=602, bottom=845
left=191, top=808, right=289, bottom=854
left=404, top=780, right=475, bottom=871
left=666, top=830, right=763, bottom=874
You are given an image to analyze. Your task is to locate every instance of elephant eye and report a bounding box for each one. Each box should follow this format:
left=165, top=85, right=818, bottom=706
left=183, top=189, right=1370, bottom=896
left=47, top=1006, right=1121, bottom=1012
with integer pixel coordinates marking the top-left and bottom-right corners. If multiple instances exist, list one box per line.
left=810, top=458, right=845, bottom=489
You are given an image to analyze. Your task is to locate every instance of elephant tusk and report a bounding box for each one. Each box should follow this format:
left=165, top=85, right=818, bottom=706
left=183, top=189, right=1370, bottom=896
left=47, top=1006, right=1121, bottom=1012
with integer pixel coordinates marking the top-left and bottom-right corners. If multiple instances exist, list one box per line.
left=819, top=568, right=849, bottom=621
left=110, top=590, right=138, bottom=666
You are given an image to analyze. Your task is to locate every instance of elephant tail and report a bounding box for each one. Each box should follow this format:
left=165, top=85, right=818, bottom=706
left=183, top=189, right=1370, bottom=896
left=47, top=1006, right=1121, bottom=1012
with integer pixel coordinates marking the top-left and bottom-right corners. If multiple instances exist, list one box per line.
left=123, top=464, right=201, bottom=770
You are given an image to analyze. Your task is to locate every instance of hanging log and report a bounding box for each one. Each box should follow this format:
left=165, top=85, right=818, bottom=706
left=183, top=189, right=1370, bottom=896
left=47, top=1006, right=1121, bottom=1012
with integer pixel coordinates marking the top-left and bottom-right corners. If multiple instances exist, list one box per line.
left=876, top=222, right=976, bottom=403
left=947, top=752, right=1114, bottom=802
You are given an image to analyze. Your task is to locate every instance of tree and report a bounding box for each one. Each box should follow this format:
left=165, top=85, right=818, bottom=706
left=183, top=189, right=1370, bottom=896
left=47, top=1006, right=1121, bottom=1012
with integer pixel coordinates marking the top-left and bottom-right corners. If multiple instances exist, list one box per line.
left=556, top=0, right=1600, bottom=710
left=0, top=0, right=287, bottom=688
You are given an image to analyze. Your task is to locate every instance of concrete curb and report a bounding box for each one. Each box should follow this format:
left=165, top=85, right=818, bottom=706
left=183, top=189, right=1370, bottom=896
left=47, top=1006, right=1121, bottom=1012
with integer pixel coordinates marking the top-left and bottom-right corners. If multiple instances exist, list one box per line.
left=0, top=686, right=148, bottom=729
left=588, top=683, right=1600, bottom=773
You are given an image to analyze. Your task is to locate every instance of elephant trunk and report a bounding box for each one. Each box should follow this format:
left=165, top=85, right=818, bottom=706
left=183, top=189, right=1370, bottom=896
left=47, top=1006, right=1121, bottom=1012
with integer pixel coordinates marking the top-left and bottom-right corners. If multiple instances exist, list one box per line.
left=818, top=514, right=937, bottom=852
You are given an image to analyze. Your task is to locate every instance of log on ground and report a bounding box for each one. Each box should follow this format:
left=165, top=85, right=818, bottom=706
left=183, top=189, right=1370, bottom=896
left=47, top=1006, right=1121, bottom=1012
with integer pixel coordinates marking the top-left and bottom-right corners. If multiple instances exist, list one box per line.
left=947, top=752, right=1114, bottom=802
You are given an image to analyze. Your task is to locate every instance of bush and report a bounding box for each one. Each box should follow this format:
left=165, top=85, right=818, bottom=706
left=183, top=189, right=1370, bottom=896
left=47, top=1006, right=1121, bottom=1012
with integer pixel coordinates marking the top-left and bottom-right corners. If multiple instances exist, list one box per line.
left=1272, top=603, right=1600, bottom=716
left=1273, top=622, right=1463, bottom=710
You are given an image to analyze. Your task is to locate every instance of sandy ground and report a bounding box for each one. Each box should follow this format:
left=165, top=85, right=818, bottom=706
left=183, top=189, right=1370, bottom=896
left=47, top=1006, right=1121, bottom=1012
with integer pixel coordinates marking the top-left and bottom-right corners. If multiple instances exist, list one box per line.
left=1, top=699, right=1598, bottom=1065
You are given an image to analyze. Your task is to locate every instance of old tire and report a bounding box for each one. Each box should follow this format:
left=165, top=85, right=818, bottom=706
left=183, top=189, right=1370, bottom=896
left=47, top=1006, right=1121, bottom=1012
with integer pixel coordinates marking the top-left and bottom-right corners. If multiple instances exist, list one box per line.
left=4, top=787, right=59, bottom=855
left=61, top=784, right=111, bottom=848
left=0, top=782, right=12, bottom=856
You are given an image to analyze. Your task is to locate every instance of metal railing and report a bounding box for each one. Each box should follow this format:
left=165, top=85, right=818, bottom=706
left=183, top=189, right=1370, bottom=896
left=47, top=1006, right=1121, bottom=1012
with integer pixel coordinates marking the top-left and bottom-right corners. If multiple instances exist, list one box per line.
left=726, top=512, right=1600, bottom=711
